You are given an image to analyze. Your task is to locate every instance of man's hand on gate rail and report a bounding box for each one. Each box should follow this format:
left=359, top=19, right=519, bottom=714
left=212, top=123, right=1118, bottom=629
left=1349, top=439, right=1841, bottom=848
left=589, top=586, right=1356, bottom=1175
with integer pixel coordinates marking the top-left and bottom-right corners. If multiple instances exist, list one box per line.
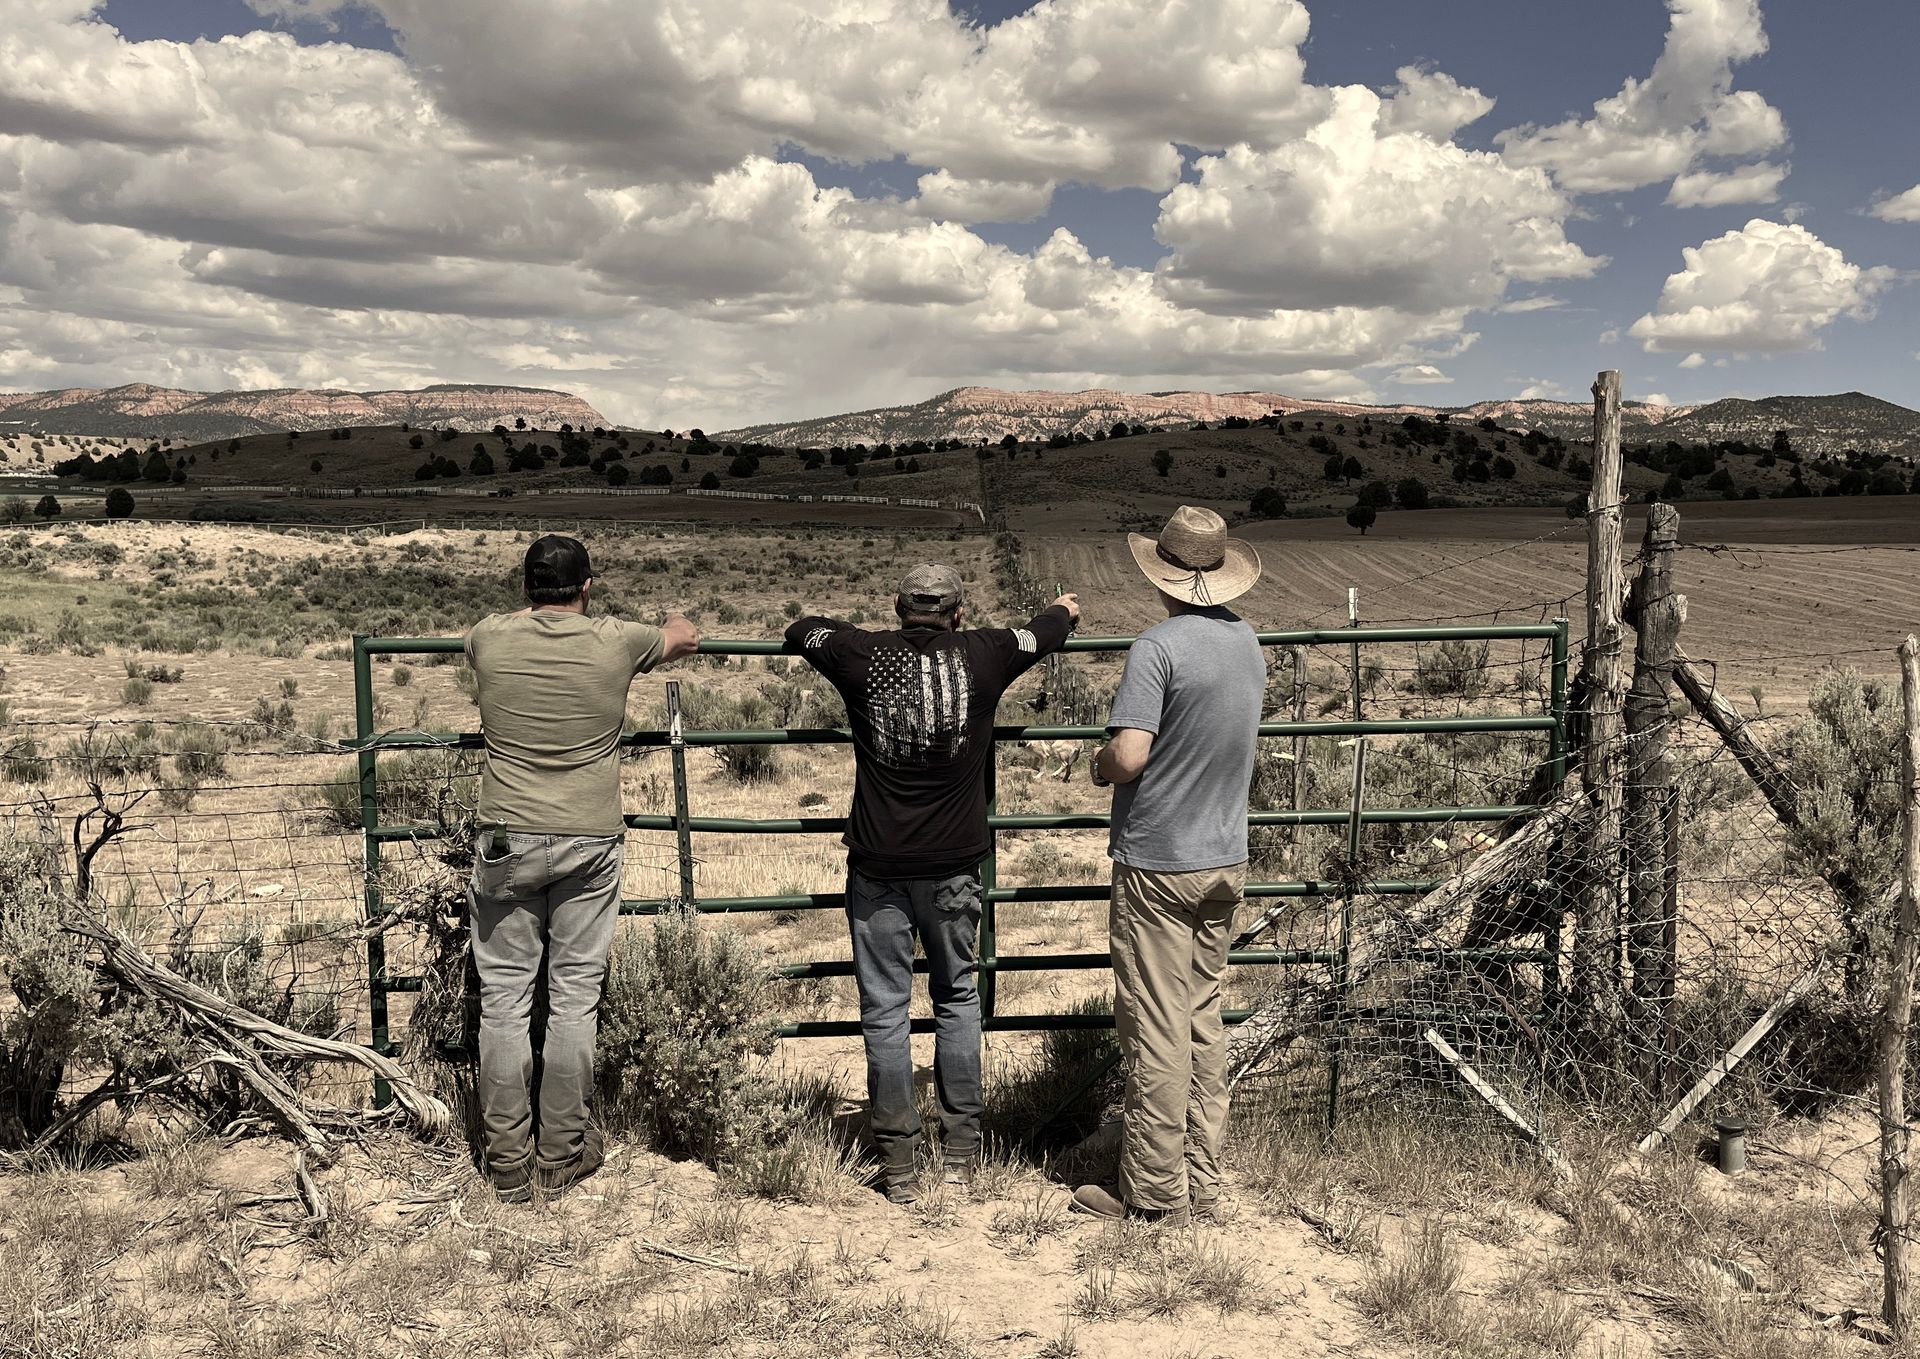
left=1052, top=593, right=1081, bottom=627
left=662, top=613, right=700, bottom=662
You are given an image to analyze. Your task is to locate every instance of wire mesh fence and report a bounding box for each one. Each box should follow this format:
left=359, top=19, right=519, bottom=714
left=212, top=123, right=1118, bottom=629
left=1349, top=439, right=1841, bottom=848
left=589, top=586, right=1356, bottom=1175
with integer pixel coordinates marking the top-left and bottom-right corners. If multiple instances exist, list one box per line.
left=0, top=546, right=1908, bottom=1190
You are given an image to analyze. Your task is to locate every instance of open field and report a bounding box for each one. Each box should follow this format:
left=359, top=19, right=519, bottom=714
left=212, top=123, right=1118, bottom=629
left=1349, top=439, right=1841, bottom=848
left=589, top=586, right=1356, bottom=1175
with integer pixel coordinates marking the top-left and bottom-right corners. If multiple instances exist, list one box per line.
left=1, top=500, right=1914, bottom=1357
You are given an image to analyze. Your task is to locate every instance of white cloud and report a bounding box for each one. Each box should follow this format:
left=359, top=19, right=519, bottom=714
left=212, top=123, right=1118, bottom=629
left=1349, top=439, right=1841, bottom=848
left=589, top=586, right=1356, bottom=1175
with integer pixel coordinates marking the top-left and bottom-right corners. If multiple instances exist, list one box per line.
left=1498, top=295, right=1565, bottom=313
left=1154, top=87, right=1602, bottom=315
left=1678, top=351, right=1706, bottom=368
left=1870, top=185, right=1920, bottom=224
left=1666, top=160, right=1787, bottom=207
left=1516, top=382, right=1566, bottom=400
left=1628, top=219, right=1895, bottom=353
left=1642, top=392, right=1673, bottom=406
left=1390, top=364, right=1452, bottom=385
left=1496, top=0, right=1787, bottom=198
left=1376, top=65, right=1495, bottom=139
left=909, top=171, right=1055, bottom=225
left=0, top=0, right=1828, bottom=431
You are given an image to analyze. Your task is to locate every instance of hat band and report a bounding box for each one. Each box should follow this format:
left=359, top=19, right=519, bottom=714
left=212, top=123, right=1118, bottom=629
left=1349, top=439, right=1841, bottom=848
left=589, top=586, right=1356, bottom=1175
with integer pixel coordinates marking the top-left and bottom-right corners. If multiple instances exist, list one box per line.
left=1157, top=542, right=1226, bottom=574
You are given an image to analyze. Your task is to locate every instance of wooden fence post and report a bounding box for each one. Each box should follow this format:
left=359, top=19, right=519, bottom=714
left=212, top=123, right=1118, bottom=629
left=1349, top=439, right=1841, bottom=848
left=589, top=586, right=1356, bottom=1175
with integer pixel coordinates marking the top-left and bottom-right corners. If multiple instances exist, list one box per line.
left=1879, top=634, right=1920, bottom=1336
left=1575, top=370, right=1627, bottom=1024
left=1625, top=503, right=1685, bottom=1078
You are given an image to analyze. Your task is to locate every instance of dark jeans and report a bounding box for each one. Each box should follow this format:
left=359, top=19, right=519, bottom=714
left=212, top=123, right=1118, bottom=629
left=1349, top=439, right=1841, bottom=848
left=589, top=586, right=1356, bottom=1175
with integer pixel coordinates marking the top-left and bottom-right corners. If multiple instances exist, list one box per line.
left=845, top=867, right=984, bottom=1174
left=468, top=832, right=624, bottom=1179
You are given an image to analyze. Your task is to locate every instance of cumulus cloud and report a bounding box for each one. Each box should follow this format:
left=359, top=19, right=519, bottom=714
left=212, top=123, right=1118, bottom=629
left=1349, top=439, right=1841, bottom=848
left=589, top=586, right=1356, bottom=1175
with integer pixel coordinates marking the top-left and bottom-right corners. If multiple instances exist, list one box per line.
left=909, top=171, right=1055, bottom=224
left=1377, top=65, right=1495, bottom=139
left=1154, top=87, right=1602, bottom=315
left=1391, top=364, right=1452, bottom=385
left=1679, top=351, right=1706, bottom=368
left=1666, top=160, right=1787, bottom=207
left=1628, top=219, right=1894, bottom=353
left=1496, top=0, right=1787, bottom=198
left=0, top=1, right=1638, bottom=427
left=1870, top=185, right=1920, bottom=223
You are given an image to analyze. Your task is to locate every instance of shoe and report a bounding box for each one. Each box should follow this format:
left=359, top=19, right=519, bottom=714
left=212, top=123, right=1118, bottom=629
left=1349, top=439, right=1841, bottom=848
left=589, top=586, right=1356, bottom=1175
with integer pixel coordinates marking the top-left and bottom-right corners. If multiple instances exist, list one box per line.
left=489, top=1159, right=533, bottom=1204
left=942, top=1159, right=977, bottom=1190
left=884, top=1173, right=920, bottom=1206
left=1069, top=1183, right=1125, bottom=1219
left=1191, top=1194, right=1221, bottom=1224
left=1069, top=1183, right=1189, bottom=1226
left=537, top=1129, right=605, bottom=1195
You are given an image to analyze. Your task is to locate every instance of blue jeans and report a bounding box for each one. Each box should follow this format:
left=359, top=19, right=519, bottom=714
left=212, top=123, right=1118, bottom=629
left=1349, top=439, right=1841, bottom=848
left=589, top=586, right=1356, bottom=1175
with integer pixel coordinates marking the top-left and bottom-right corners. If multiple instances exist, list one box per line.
left=845, top=867, right=984, bottom=1174
left=468, top=832, right=624, bottom=1179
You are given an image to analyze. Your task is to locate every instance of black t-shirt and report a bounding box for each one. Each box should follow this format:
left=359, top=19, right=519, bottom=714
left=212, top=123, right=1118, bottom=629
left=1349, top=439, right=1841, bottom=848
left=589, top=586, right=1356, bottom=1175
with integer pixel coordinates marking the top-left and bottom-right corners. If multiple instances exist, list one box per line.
left=786, top=605, right=1073, bottom=879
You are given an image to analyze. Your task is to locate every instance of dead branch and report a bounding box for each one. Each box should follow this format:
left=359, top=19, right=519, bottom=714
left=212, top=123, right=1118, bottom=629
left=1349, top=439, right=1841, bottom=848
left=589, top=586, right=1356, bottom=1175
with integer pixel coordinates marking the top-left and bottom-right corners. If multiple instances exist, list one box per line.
left=59, top=915, right=452, bottom=1147
left=1227, top=785, right=1587, bottom=1079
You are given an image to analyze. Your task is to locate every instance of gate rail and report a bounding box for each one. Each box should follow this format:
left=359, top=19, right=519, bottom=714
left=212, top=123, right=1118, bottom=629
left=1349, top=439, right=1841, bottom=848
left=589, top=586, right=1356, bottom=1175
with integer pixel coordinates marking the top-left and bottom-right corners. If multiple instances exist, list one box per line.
left=351, top=622, right=1569, bottom=1066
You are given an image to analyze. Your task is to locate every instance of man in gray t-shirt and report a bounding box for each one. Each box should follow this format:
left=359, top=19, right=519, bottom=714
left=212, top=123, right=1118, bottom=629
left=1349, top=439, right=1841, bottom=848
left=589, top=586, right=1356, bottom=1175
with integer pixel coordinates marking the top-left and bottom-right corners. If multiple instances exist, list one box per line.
left=1072, top=506, right=1266, bottom=1226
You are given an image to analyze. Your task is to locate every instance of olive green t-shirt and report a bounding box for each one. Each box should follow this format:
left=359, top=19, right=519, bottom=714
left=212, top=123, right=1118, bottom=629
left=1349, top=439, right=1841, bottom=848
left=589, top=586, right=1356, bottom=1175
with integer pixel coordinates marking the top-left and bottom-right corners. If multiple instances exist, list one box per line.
left=466, top=611, right=666, bottom=837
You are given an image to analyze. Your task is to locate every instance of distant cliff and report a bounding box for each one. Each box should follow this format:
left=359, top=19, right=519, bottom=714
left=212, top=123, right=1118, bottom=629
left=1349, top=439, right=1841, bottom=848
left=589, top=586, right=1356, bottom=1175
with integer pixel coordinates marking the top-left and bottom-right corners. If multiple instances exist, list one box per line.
left=0, top=383, right=609, bottom=442
left=717, top=385, right=1920, bottom=456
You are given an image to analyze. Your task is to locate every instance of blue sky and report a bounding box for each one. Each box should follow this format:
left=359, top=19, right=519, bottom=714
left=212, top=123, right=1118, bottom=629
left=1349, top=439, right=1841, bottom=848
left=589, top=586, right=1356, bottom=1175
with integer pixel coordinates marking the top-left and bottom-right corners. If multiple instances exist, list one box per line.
left=4, top=0, right=1915, bottom=427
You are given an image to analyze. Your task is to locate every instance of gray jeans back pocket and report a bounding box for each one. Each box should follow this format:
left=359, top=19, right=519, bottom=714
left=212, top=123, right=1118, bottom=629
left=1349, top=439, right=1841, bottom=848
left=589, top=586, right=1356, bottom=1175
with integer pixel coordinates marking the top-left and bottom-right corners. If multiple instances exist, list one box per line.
left=472, top=842, right=526, bottom=902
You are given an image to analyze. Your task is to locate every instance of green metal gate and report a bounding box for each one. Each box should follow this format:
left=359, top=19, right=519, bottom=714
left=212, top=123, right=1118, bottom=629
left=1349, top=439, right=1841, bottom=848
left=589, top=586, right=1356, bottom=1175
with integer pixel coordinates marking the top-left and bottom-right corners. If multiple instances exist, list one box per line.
left=351, top=621, right=1569, bottom=1091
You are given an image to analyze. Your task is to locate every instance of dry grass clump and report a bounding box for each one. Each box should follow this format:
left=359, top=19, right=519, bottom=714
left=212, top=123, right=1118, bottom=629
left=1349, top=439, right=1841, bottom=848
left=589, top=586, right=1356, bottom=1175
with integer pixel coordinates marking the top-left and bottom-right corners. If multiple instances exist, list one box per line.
left=1070, top=1219, right=1268, bottom=1324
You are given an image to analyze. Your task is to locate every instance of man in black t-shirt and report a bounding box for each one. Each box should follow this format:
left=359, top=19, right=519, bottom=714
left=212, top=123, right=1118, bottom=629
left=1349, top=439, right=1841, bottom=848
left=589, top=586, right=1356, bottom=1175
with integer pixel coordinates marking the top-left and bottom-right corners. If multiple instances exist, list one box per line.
left=788, top=564, right=1078, bottom=1202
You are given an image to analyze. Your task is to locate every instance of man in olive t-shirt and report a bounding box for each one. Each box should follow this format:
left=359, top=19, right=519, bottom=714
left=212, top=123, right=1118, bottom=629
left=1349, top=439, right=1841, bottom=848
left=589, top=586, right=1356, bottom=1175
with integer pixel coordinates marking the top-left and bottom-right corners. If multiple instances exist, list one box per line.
left=464, top=534, right=698, bottom=1201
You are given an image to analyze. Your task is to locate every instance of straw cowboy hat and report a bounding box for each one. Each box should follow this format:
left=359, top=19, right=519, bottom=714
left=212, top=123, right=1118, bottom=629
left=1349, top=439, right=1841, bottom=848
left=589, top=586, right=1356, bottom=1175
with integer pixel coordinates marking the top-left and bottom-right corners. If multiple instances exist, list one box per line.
left=1127, top=505, right=1262, bottom=606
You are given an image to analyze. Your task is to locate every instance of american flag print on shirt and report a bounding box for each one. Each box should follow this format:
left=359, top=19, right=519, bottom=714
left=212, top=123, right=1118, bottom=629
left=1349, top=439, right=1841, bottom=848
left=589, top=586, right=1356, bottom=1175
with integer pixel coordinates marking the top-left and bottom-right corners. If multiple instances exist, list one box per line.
left=868, top=644, right=972, bottom=767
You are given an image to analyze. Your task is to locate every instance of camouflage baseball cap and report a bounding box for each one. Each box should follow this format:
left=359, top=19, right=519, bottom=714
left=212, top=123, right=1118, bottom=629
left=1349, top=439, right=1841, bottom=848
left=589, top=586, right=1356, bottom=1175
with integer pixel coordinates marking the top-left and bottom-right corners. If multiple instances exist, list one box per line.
left=898, top=563, right=965, bottom=611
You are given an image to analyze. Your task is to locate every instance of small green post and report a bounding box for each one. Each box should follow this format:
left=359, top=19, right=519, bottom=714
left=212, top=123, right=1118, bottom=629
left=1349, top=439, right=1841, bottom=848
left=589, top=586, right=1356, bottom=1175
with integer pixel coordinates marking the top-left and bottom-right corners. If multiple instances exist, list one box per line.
left=353, top=635, right=392, bottom=1106
left=979, top=758, right=999, bottom=1022
left=1543, top=619, right=1572, bottom=1020
left=666, top=680, right=696, bottom=905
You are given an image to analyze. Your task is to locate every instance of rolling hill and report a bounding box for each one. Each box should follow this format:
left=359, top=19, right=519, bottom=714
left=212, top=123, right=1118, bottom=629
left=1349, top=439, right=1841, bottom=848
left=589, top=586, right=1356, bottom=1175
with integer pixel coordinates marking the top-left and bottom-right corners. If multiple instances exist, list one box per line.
left=0, top=383, right=608, bottom=443
left=716, top=386, right=1920, bottom=457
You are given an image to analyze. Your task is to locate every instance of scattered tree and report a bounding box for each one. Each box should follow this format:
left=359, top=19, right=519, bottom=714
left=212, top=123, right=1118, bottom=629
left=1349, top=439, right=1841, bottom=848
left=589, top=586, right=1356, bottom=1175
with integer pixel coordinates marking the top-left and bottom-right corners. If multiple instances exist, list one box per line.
left=1152, top=450, right=1173, bottom=478
left=1345, top=502, right=1377, bottom=534
left=33, top=495, right=59, bottom=520
left=1394, top=477, right=1429, bottom=510
left=105, top=488, right=135, bottom=519
left=1249, top=487, right=1287, bottom=518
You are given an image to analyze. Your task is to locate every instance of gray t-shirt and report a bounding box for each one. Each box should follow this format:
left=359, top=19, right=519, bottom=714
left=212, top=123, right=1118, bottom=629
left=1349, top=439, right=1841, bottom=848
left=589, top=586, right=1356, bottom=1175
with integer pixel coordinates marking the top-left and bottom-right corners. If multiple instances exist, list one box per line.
left=1106, top=608, right=1266, bottom=873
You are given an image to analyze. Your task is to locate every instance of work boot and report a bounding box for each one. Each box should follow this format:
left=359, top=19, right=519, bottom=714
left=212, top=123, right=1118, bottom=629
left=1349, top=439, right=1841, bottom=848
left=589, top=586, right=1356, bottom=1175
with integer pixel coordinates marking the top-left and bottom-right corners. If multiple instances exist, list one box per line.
left=537, top=1129, right=605, bottom=1196
left=884, top=1171, right=921, bottom=1206
left=943, top=1158, right=978, bottom=1192
left=1070, top=1183, right=1189, bottom=1226
left=489, top=1156, right=534, bottom=1205
left=1190, top=1192, right=1222, bottom=1224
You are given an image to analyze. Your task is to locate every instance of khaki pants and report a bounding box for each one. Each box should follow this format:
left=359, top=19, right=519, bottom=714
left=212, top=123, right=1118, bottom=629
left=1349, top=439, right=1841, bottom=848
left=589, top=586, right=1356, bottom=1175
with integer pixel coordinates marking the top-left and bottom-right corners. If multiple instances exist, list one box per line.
left=1109, top=860, right=1244, bottom=1212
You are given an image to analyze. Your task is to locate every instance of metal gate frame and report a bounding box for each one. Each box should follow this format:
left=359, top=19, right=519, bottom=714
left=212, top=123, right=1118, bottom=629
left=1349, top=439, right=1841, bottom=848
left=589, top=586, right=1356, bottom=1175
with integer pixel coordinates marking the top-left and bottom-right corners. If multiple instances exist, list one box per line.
left=351, top=621, right=1569, bottom=1102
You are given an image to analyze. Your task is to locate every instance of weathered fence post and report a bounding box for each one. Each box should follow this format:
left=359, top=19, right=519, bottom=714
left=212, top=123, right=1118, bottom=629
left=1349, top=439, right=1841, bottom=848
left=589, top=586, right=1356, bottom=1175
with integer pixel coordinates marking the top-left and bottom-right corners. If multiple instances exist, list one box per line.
left=1575, top=370, right=1626, bottom=1024
left=1625, top=503, right=1685, bottom=1080
left=1879, top=634, right=1920, bottom=1336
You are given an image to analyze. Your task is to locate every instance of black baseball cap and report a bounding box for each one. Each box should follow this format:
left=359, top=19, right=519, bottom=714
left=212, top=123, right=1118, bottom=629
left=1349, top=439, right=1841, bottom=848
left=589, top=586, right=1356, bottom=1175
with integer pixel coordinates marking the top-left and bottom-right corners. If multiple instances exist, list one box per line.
left=524, top=534, right=592, bottom=595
